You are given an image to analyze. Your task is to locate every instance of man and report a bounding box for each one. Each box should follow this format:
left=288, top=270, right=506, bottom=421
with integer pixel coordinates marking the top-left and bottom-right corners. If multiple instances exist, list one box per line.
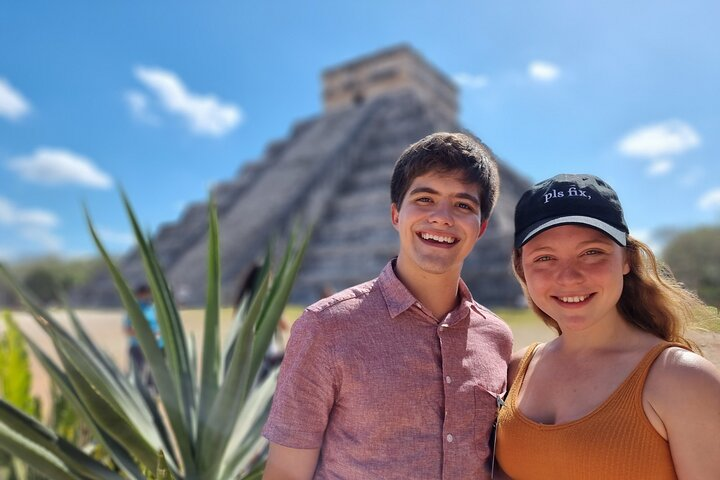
left=262, top=133, right=513, bottom=479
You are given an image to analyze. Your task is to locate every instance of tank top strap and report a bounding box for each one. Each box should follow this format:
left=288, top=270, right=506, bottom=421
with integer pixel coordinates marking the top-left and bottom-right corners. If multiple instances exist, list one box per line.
left=623, top=341, right=689, bottom=398
left=508, top=343, right=540, bottom=400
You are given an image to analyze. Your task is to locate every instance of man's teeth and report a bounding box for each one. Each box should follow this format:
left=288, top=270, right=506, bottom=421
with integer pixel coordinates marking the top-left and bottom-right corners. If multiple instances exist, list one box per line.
left=559, top=295, right=589, bottom=303
left=421, top=233, right=456, bottom=244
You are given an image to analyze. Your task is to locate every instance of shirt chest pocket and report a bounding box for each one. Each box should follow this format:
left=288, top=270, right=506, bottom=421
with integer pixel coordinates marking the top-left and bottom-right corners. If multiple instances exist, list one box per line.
left=474, top=383, right=507, bottom=456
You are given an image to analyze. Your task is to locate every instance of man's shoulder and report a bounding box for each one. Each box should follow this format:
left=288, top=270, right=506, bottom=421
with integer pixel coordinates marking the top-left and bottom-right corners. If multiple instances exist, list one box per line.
left=304, top=278, right=380, bottom=317
left=288, top=278, right=384, bottom=347
left=472, top=301, right=501, bottom=320
left=470, top=301, right=513, bottom=334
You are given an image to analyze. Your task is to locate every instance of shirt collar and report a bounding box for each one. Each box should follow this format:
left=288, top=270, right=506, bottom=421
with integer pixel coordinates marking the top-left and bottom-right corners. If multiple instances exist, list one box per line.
left=378, top=260, right=486, bottom=322
left=378, top=260, right=417, bottom=318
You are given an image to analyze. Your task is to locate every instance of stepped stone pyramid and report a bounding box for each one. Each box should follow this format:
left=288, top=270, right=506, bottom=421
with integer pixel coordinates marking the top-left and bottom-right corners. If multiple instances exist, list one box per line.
left=77, top=45, right=529, bottom=308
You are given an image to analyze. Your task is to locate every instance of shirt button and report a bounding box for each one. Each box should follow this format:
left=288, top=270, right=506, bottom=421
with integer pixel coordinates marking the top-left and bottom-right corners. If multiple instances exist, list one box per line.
left=445, top=376, right=452, bottom=384
left=447, top=434, right=454, bottom=443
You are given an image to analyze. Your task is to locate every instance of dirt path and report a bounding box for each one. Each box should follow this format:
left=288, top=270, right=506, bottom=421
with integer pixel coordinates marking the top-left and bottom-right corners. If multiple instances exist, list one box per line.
left=3, top=309, right=719, bottom=419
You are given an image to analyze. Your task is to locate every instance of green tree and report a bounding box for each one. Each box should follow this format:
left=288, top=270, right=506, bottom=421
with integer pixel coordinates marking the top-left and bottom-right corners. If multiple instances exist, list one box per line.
left=7, top=256, right=105, bottom=307
left=663, top=226, right=720, bottom=307
left=22, top=268, right=60, bottom=306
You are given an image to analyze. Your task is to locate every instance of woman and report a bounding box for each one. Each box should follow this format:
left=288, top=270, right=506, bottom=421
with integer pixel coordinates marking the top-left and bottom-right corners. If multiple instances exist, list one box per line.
left=495, top=174, right=720, bottom=479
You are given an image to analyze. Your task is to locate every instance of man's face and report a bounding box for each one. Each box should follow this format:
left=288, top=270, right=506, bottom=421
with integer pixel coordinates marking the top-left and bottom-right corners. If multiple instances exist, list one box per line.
left=391, top=171, right=487, bottom=280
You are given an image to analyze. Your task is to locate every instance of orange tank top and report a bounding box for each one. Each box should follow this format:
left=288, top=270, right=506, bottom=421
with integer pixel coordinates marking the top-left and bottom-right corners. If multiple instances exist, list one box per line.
left=495, top=342, right=683, bottom=480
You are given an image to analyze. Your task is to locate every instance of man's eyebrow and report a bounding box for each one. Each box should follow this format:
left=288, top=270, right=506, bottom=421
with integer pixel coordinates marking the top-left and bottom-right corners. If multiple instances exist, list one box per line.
left=408, top=186, right=439, bottom=196
left=408, top=187, right=480, bottom=205
left=455, top=192, right=481, bottom=205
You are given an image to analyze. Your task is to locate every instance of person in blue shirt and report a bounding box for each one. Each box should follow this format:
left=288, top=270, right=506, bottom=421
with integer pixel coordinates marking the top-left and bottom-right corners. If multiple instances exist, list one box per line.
left=123, top=284, right=163, bottom=390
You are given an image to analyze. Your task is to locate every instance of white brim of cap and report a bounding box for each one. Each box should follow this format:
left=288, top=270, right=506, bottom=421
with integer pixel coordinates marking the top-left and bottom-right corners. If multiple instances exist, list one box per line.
left=519, top=215, right=627, bottom=247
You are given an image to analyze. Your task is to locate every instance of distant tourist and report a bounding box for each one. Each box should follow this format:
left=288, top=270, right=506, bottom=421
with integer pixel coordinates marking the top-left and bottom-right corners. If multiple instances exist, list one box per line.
left=123, top=284, right=163, bottom=391
left=262, top=132, right=513, bottom=479
left=496, top=174, right=720, bottom=479
left=232, top=261, right=288, bottom=382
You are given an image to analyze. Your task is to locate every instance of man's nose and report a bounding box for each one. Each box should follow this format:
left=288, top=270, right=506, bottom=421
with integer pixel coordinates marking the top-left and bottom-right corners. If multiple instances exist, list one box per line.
left=428, top=201, right=454, bottom=226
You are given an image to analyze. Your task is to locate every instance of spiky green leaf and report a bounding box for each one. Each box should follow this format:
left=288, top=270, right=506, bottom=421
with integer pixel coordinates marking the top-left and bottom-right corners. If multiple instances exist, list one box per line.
left=247, top=226, right=311, bottom=390
left=0, top=400, right=123, bottom=479
left=22, top=335, right=145, bottom=479
left=198, top=271, right=271, bottom=477
left=198, top=197, right=221, bottom=434
left=86, top=207, right=190, bottom=472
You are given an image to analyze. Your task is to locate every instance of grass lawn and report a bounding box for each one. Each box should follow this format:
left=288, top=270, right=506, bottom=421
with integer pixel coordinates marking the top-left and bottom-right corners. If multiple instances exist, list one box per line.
left=281, top=305, right=719, bottom=332
left=491, top=308, right=540, bottom=327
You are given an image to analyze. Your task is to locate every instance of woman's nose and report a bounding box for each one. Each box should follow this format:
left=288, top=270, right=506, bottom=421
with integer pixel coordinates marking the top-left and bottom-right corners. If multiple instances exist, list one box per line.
left=556, top=261, right=583, bottom=284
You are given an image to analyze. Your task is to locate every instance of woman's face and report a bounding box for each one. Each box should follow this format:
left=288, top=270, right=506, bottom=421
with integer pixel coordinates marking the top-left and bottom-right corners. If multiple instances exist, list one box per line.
left=520, top=225, right=630, bottom=334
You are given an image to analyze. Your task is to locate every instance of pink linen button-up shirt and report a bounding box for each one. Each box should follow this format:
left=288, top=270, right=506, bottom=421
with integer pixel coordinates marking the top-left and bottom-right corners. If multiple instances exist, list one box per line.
left=263, top=261, right=513, bottom=479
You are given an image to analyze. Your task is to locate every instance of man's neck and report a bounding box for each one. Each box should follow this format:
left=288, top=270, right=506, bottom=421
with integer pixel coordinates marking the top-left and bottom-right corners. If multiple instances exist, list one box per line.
left=393, top=260, right=462, bottom=321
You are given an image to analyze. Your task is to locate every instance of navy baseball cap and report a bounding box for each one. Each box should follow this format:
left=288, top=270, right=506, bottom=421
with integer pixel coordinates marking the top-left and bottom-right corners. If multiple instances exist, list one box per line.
left=514, top=174, right=629, bottom=248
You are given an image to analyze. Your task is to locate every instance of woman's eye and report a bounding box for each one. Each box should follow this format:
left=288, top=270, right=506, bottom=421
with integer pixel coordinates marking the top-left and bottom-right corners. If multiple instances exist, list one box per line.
left=416, top=197, right=432, bottom=203
left=535, top=255, right=553, bottom=262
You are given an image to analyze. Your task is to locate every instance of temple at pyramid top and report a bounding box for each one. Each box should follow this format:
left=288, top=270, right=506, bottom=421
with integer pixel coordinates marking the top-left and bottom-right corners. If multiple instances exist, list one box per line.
left=322, top=45, right=458, bottom=122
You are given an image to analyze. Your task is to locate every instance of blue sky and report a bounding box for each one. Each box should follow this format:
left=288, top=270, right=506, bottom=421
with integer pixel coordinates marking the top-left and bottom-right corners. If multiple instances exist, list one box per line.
left=1, top=1, right=719, bottom=261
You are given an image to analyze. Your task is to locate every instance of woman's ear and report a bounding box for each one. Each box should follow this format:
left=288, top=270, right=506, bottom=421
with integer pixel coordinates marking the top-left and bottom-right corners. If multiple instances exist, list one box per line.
left=622, top=249, right=631, bottom=275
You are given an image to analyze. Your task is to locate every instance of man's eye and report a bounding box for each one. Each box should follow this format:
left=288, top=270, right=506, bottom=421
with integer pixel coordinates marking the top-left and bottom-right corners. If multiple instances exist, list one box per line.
left=457, top=202, right=472, bottom=210
left=535, top=255, right=553, bottom=262
left=416, top=197, right=432, bottom=203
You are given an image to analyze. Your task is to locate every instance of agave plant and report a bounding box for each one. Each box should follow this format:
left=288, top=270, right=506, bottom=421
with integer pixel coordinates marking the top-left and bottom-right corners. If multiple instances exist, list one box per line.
left=0, top=192, right=310, bottom=479
left=0, top=311, right=42, bottom=480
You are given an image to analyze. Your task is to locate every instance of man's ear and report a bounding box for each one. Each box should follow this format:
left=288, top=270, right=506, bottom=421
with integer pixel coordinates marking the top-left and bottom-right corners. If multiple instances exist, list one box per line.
left=477, top=220, right=489, bottom=239
left=391, top=203, right=400, bottom=229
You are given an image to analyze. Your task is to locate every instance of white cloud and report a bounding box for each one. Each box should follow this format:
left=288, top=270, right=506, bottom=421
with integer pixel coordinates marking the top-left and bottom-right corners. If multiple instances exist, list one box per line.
left=618, top=120, right=701, bottom=158
left=0, top=77, right=31, bottom=120
left=528, top=61, right=560, bottom=82
left=97, top=227, right=134, bottom=247
left=453, top=73, right=489, bottom=89
left=0, top=197, right=62, bottom=253
left=18, top=226, right=62, bottom=251
left=133, top=66, right=242, bottom=136
left=631, top=228, right=665, bottom=254
left=630, top=228, right=655, bottom=249
left=7, top=148, right=112, bottom=189
left=698, top=188, right=720, bottom=211
left=647, top=159, right=673, bottom=176
left=124, top=90, right=160, bottom=125
left=0, top=196, right=59, bottom=228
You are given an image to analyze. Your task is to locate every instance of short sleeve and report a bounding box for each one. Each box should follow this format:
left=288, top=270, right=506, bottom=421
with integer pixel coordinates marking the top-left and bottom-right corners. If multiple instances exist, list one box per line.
left=262, top=309, right=337, bottom=448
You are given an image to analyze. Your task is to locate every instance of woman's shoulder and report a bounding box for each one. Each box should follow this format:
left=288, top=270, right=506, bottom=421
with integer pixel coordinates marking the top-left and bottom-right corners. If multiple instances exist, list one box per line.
left=646, top=345, right=720, bottom=412
left=508, top=342, right=544, bottom=385
left=643, top=344, right=720, bottom=477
